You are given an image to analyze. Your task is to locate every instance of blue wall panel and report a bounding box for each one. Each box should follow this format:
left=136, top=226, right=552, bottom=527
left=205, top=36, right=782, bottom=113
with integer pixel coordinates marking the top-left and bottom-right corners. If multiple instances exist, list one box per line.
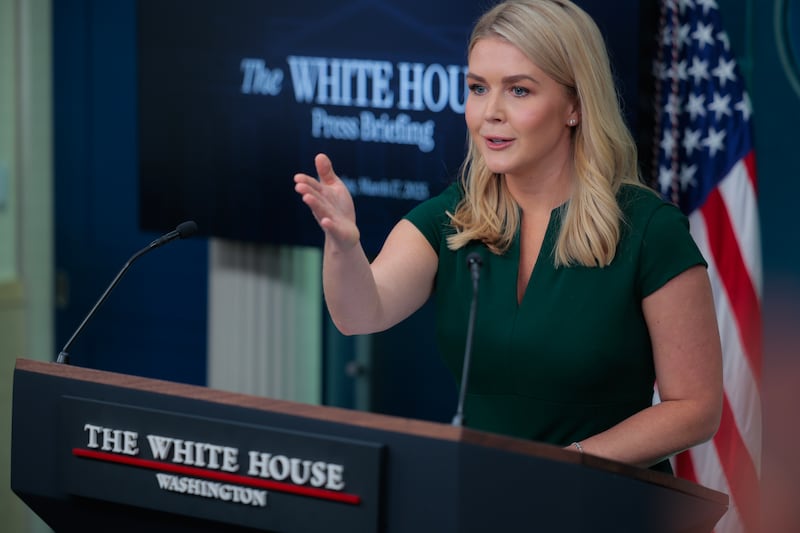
left=53, top=0, right=208, bottom=384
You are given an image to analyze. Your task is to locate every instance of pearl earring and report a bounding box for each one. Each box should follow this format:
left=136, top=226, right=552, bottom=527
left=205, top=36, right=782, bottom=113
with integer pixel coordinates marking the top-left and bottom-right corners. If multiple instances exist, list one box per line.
left=568, top=118, right=578, bottom=127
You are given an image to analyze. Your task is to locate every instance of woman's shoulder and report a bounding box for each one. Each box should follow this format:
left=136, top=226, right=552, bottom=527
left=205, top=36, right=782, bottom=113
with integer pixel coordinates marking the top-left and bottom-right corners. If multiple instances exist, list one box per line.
left=615, top=182, right=697, bottom=248
left=406, top=181, right=462, bottom=220
left=403, top=181, right=462, bottom=250
left=615, top=184, right=706, bottom=296
left=429, top=181, right=463, bottom=207
left=616, top=182, right=683, bottom=224
left=618, top=182, right=667, bottom=211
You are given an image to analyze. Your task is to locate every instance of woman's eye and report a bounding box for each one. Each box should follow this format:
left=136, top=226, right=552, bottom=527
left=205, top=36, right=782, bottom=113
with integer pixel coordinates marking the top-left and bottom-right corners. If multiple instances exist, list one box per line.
left=511, top=86, right=530, bottom=97
left=468, top=83, right=487, bottom=95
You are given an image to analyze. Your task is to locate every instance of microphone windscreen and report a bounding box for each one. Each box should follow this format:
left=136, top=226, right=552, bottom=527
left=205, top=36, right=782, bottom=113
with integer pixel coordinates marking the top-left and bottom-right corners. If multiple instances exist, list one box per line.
left=176, top=220, right=198, bottom=239
left=466, top=251, right=483, bottom=268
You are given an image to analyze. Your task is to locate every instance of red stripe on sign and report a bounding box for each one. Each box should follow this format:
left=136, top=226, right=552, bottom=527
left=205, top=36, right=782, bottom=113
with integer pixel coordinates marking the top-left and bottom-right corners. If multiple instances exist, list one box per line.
left=73, top=448, right=362, bottom=505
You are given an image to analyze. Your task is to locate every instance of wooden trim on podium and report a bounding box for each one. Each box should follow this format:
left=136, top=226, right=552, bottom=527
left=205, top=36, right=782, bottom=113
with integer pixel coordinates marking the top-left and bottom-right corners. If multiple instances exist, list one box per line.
left=15, top=357, right=728, bottom=508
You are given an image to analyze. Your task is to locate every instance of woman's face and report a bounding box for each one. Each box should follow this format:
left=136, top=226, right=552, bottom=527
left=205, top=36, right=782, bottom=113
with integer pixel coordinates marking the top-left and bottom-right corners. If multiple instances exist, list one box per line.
left=465, top=37, right=578, bottom=183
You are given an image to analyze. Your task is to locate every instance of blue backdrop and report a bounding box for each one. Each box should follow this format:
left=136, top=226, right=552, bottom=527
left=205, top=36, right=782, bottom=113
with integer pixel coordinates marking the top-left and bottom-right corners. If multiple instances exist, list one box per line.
left=137, top=0, right=643, bottom=256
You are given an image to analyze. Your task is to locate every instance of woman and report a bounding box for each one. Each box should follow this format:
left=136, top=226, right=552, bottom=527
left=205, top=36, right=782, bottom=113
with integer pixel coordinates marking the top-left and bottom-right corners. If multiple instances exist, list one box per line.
left=293, top=0, right=722, bottom=472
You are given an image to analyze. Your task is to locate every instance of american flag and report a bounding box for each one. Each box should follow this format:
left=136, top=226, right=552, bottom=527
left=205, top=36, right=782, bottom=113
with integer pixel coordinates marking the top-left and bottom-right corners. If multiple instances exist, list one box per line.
left=652, top=1, right=762, bottom=532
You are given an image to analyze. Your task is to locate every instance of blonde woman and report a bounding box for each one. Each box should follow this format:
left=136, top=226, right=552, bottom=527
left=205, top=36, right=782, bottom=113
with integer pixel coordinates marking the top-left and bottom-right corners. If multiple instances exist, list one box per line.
left=294, top=0, right=722, bottom=472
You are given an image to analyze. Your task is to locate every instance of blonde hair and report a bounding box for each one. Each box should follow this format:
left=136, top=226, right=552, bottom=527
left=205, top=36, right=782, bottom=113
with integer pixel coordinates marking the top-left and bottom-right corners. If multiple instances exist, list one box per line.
left=447, top=0, right=643, bottom=267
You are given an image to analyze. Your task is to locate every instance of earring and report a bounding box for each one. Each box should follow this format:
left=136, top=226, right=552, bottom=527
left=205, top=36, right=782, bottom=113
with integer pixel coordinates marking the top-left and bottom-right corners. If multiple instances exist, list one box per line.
left=568, top=118, right=578, bottom=127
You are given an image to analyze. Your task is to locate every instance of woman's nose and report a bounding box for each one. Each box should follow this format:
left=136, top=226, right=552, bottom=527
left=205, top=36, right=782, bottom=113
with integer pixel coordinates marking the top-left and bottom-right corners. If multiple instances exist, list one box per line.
left=483, top=93, right=505, bottom=122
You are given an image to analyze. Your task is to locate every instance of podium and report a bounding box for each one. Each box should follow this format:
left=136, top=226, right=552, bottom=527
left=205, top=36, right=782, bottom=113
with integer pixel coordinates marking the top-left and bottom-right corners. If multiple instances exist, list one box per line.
left=11, top=358, right=727, bottom=532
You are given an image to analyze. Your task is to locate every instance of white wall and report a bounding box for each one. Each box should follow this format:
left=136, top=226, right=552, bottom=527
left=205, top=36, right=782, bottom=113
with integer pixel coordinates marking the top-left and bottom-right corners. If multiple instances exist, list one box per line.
left=0, top=0, right=54, bottom=532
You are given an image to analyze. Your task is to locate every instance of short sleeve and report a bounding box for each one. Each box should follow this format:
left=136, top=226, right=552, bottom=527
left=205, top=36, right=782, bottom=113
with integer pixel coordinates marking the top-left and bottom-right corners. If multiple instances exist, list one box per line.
left=403, top=182, right=460, bottom=253
left=638, top=202, right=708, bottom=298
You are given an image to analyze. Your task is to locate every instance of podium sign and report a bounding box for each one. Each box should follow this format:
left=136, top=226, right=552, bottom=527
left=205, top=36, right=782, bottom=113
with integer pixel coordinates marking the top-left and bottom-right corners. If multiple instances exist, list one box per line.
left=59, top=397, right=383, bottom=532
left=11, top=359, right=728, bottom=532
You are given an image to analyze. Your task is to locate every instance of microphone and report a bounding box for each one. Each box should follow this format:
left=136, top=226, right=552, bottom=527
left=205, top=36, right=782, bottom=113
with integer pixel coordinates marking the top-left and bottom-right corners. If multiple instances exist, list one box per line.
left=452, top=251, right=483, bottom=427
left=55, top=221, right=198, bottom=365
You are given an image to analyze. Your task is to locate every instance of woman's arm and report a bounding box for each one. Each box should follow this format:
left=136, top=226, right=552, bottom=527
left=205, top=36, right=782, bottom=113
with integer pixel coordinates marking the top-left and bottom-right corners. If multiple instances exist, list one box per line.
left=571, top=265, right=723, bottom=467
left=294, top=153, right=438, bottom=335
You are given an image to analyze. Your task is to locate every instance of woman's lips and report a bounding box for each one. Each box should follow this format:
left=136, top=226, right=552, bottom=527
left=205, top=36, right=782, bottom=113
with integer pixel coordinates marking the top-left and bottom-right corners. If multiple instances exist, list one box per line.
left=484, top=136, right=513, bottom=149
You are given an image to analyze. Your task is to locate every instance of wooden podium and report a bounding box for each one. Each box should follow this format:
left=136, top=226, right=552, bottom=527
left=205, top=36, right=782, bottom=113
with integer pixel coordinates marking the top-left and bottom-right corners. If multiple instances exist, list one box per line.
left=10, top=358, right=727, bottom=532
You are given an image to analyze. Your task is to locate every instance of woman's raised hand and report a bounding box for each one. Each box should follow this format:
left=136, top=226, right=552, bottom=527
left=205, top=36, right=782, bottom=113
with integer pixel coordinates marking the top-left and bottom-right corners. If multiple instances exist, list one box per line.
left=294, top=153, right=360, bottom=251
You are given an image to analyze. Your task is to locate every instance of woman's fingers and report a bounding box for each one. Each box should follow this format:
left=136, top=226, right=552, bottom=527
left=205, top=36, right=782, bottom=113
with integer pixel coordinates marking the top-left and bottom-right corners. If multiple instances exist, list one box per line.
left=314, top=153, right=337, bottom=185
left=293, top=154, right=360, bottom=249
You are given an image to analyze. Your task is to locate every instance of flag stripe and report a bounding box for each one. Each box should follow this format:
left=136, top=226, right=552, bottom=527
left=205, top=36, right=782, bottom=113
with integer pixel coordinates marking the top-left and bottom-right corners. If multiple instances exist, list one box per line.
left=687, top=440, right=743, bottom=533
left=699, top=189, right=763, bottom=382
left=689, top=213, right=762, bottom=469
left=714, top=396, right=761, bottom=533
left=718, top=158, right=763, bottom=297
left=743, top=152, right=757, bottom=193
left=673, top=444, right=698, bottom=482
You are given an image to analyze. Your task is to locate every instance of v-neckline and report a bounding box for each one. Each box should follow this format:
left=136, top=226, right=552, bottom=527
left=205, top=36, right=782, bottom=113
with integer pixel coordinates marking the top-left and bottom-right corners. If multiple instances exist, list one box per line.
left=514, top=204, right=564, bottom=307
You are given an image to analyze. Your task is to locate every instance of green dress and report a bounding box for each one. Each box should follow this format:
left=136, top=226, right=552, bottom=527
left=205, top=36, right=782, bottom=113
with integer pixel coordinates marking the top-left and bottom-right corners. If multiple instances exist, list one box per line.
left=404, top=182, right=706, bottom=471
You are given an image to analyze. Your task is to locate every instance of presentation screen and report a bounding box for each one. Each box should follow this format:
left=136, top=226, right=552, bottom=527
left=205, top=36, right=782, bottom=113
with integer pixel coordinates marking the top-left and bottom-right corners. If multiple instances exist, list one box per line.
left=138, top=0, right=644, bottom=255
